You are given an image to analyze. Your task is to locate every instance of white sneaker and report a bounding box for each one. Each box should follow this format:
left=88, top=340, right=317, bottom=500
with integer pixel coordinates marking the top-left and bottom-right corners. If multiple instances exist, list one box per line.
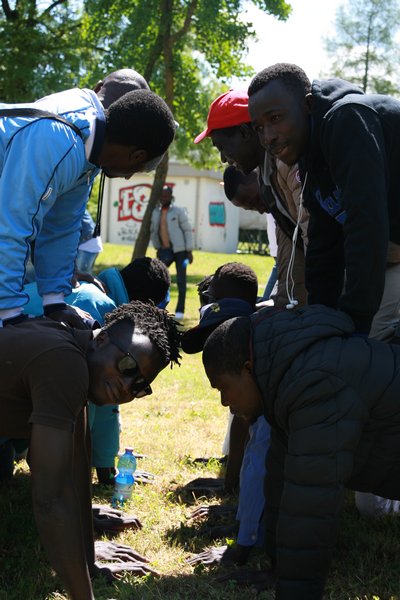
left=175, top=312, right=184, bottom=320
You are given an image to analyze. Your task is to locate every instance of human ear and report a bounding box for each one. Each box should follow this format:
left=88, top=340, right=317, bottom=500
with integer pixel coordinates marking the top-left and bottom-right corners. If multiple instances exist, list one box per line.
left=93, top=330, right=108, bottom=347
left=305, top=93, right=313, bottom=114
left=93, top=79, right=104, bottom=94
left=129, top=148, right=147, bottom=163
left=239, top=123, right=253, bottom=140
left=243, top=359, right=253, bottom=375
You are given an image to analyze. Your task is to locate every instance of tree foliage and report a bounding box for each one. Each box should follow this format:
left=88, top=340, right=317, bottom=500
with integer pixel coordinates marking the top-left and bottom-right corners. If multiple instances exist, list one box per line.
left=324, top=0, right=400, bottom=95
left=0, top=0, right=87, bottom=101
left=81, top=0, right=291, bottom=257
left=0, top=0, right=291, bottom=256
left=82, top=0, right=290, bottom=166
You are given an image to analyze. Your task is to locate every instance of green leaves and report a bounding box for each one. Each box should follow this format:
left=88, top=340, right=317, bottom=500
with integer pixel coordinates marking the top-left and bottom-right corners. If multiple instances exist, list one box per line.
left=0, top=0, right=84, bottom=101
left=78, top=0, right=291, bottom=257
left=81, top=0, right=291, bottom=163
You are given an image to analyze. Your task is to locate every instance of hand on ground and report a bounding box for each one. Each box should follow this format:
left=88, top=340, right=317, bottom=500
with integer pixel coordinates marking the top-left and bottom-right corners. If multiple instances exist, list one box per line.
left=189, top=504, right=237, bottom=521
left=133, top=451, right=147, bottom=459
left=190, top=456, right=226, bottom=465
left=187, top=544, right=249, bottom=566
left=95, top=540, right=149, bottom=563
left=135, top=469, right=155, bottom=484
left=94, top=541, right=159, bottom=579
left=187, top=545, right=229, bottom=566
left=92, top=504, right=142, bottom=534
left=184, top=477, right=225, bottom=498
left=93, top=554, right=159, bottom=581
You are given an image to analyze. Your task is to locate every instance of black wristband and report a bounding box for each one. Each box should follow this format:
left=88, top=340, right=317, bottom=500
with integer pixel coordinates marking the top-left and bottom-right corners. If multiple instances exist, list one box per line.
left=2, top=314, right=29, bottom=326
left=43, top=302, right=67, bottom=316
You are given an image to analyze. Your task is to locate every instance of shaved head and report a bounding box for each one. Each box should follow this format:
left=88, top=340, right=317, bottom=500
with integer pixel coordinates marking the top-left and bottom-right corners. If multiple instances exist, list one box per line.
left=94, top=68, right=150, bottom=108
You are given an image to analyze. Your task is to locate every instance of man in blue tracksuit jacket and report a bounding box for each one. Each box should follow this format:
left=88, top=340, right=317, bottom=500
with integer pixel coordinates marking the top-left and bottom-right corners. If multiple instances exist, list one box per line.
left=0, top=80, right=175, bottom=327
left=0, top=87, right=102, bottom=322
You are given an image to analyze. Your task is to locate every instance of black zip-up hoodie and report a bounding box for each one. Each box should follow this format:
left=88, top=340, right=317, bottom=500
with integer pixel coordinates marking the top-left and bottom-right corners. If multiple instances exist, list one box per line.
left=300, top=78, right=400, bottom=333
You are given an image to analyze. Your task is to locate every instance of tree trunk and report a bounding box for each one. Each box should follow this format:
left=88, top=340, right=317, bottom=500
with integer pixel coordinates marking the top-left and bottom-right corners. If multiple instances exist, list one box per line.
left=132, top=0, right=174, bottom=260
left=131, top=152, right=169, bottom=259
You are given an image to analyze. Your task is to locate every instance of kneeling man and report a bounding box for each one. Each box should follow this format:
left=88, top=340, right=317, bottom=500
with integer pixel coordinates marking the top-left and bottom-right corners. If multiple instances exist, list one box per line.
left=0, top=301, right=181, bottom=600
left=203, top=305, right=400, bottom=600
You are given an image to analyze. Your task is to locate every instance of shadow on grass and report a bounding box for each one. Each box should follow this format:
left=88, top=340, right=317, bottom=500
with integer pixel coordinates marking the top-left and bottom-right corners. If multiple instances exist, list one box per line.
left=93, top=566, right=274, bottom=600
left=166, top=480, right=228, bottom=506
left=162, top=495, right=239, bottom=554
left=0, top=469, right=62, bottom=600
left=166, top=458, right=234, bottom=507
left=163, top=519, right=221, bottom=553
left=3, top=473, right=400, bottom=599
left=92, top=481, right=115, bottom=502
left=0, top=469, right=270, bottom=600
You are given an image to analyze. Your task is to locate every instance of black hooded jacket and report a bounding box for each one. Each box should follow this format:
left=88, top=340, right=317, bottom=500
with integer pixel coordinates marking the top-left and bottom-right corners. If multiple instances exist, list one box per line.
left=251, top=305, right=400, bottom=599
left=300, top=79, right=400, bottom=333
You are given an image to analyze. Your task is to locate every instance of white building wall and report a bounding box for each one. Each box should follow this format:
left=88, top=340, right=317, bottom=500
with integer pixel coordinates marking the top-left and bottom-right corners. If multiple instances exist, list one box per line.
left=238, top=207, right=268, bottom=230
left=101, top=164, right=240, bottom=253
left=196, top=178, right=239, bottom=253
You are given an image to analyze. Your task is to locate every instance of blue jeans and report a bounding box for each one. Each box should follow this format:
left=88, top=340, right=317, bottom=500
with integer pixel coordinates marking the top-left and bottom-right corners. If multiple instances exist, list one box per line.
left=174, top=251, right=188, bottom=313
left=157, top=249, right=188, bottom=313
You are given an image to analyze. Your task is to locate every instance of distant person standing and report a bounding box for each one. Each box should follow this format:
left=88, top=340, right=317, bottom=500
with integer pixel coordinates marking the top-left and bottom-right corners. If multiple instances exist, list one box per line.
left=150, top=185, right=194, bottom=319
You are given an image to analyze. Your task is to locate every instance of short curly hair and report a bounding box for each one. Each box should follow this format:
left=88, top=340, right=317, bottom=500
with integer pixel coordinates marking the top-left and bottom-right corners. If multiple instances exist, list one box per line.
left=103, top=300, right=181, bottom=367
left=223, top=165, right=249, bottom=201
left=248, top=63, right=311, bottom=100
left=120, top=257, right=170, bottom=306
left=105, top=89, right=176, bottom=159
left=210, top=262, right=258, bottom=307
left=203, top=317, right=251, bottom=375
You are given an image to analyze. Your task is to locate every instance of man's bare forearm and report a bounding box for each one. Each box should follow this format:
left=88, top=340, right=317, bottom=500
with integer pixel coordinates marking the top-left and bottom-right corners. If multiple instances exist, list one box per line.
left=73, top=408, right=96, bottom=573
left=30, top=424, right=95, bottom=600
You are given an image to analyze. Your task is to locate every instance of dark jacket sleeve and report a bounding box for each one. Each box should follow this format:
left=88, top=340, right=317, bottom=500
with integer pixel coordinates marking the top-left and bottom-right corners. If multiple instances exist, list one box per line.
left=271, top=369, right=366, bottom=600
left=320, top=104, right=389, bottom=333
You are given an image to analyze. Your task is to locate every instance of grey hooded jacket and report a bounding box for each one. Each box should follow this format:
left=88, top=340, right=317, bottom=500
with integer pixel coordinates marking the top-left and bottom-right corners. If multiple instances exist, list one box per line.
left=150, top=204, right=194, bottom=253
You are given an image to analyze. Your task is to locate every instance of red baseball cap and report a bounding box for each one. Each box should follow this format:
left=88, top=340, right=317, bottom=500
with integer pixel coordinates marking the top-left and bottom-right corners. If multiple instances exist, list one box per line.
left=194, top=89, right=251, bottom=144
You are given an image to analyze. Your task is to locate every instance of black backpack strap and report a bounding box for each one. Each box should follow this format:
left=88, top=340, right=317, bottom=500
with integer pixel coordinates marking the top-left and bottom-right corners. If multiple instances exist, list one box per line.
left=0, top=107, right=83, bottom=139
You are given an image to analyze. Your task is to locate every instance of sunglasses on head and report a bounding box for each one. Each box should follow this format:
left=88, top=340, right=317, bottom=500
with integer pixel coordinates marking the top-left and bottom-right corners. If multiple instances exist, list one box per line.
left=107, top=333, right=152, bottom=399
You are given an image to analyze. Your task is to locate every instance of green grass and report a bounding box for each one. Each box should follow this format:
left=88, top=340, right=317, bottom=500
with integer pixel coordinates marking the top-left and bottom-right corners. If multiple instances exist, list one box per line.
left=95, top=244, right=274, bottom=329
left=1, top=245, right=400, bottom=600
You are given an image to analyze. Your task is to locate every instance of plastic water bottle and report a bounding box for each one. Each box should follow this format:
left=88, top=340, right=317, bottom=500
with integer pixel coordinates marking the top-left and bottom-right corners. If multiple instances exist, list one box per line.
left=111, top=447, right=137, bottom=508
left=183, top=258, right=190, bottom=268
